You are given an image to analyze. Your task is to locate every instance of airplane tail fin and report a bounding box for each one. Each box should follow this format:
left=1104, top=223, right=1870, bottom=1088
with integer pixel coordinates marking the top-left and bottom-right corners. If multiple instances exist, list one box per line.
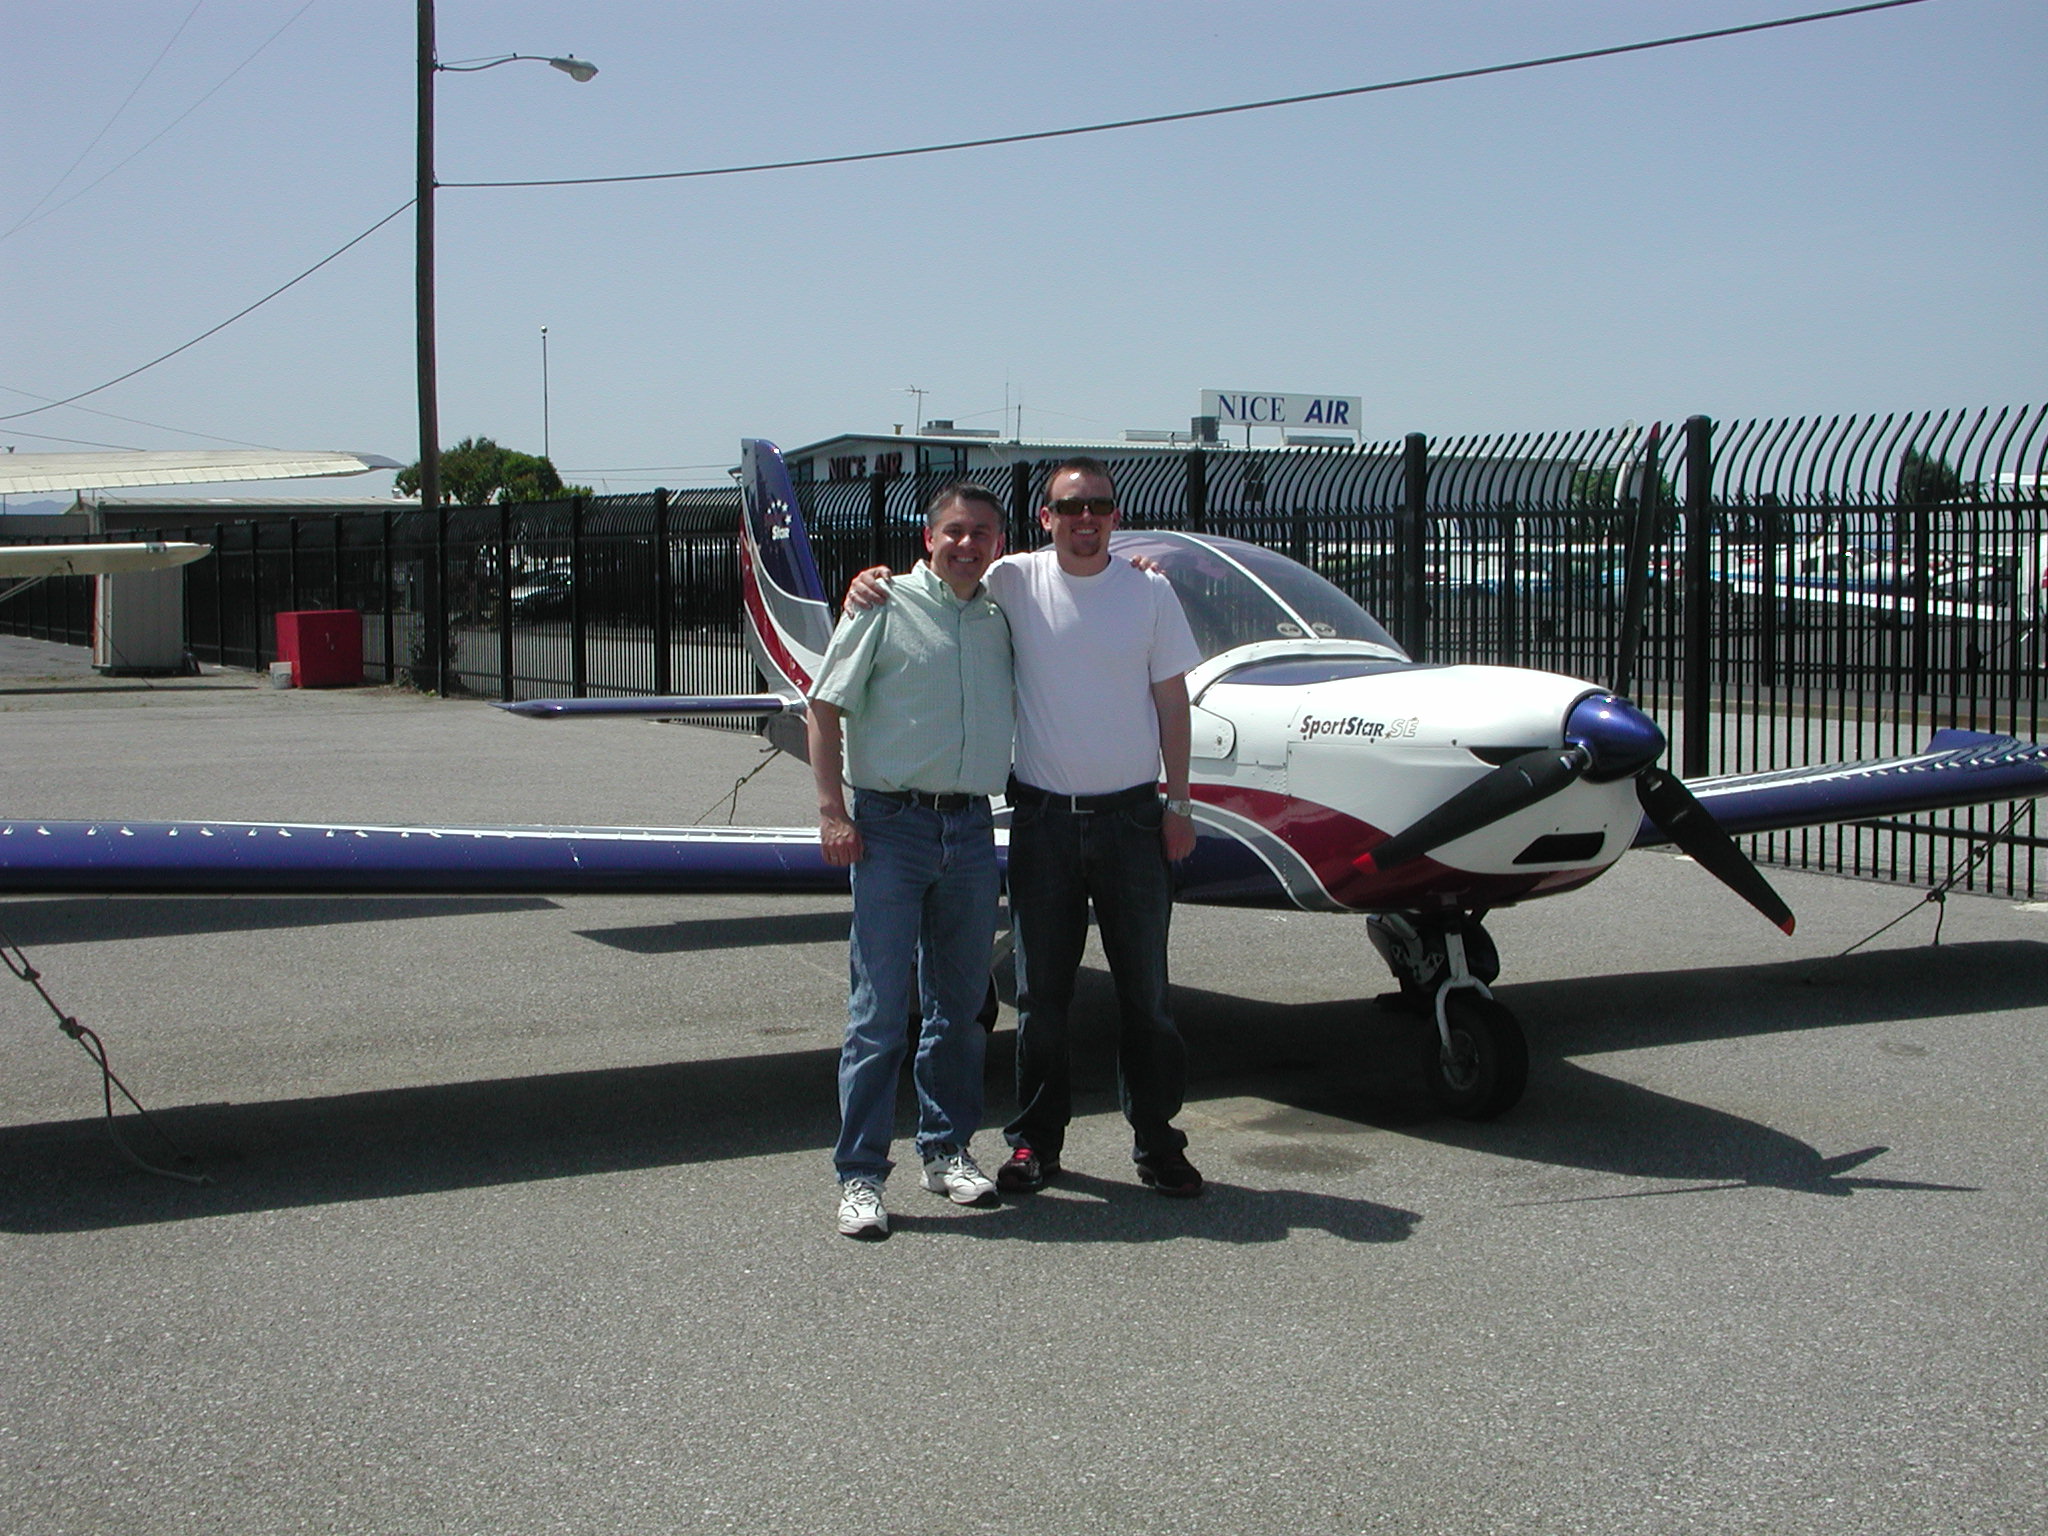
left=739, top=438, right=833, bottom=699
left=498, top=440, right=833, bottom=758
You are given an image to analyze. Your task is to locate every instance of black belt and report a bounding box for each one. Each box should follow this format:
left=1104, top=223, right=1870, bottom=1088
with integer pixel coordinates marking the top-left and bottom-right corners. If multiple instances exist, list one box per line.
left=868, top=788, right=987, bottom=812
left=1006, top=778, right=1158, bottom=814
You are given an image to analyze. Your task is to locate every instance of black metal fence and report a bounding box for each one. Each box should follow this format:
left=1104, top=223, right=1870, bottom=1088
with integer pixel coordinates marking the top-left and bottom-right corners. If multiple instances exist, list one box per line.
left=7, top=405, right=2044, bottom=895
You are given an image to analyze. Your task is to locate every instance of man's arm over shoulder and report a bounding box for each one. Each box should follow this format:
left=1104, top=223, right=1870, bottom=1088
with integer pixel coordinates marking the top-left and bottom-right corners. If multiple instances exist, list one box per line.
left=843, top=566, right=898, bottom=613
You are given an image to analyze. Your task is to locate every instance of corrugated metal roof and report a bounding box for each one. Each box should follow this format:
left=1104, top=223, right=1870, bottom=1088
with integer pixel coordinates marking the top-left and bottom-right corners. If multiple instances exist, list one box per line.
left=0, top=450, right=398, bottom=496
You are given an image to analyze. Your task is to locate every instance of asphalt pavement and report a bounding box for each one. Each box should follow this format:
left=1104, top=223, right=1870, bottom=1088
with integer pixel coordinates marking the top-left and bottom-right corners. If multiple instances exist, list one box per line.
left=2, top=632, right=2044, bottom=1535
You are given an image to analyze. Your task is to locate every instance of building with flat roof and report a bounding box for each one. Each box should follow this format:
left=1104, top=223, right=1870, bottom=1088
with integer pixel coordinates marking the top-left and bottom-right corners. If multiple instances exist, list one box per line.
left=781, top=419, right=1364, bottom=490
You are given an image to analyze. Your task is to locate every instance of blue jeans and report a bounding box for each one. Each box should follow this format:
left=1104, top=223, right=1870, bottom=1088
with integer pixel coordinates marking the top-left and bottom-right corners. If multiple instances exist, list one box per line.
left=834, top=790, right=999, bottom=1183
left=1004, top=787, right=1188, bottom=1163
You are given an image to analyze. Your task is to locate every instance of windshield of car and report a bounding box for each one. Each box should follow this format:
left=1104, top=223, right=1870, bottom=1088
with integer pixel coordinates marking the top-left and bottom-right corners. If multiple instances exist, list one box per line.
left=1107, top=531, right=1407, bottom=662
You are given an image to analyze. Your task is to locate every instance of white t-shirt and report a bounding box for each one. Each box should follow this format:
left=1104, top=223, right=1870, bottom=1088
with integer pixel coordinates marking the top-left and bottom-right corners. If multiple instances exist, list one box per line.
left=985, top=549, right=1203, bottom=795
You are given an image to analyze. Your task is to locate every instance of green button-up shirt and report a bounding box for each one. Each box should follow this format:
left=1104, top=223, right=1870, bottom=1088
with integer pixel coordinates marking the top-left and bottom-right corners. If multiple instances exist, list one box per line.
left=809, top=561, right=1014, bottom=796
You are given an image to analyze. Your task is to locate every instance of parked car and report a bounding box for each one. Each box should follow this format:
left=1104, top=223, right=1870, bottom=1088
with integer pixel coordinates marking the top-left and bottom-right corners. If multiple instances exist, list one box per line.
left=508, top=571, right=572, bottom=622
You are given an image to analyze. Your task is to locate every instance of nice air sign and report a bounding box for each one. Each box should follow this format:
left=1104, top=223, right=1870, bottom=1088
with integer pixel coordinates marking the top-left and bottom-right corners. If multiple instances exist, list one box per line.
left=1201, top=390, right=1361, bottom=432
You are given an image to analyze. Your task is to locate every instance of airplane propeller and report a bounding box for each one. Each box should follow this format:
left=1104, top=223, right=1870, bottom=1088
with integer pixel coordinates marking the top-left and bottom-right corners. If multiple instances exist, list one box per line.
left=1634, top=764, right=1795, bottom=934
left=1359, top=690, right=1796, bottom=935
left=1364, top=745, right=1590, bottom=873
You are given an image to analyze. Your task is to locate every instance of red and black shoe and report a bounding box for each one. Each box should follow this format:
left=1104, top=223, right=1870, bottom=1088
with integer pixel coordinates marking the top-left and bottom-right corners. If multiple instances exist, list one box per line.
left=995, top=1145, right=1058, bottom=1194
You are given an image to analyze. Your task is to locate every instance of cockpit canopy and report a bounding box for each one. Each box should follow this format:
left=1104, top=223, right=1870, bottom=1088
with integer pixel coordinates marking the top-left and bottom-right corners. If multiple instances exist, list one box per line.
left=1108, top=530, right=1408, bottom=663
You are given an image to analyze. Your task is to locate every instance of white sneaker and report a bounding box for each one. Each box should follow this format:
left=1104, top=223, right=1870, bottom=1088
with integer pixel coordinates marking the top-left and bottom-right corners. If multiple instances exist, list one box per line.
left=837, top=1177, right=889, bottom=1240
left=921, top=1148, right=999, bottom=1206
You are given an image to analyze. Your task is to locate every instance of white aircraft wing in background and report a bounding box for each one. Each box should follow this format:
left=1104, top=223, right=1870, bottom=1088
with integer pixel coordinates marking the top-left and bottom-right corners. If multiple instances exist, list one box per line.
left=0, top=449, right=397, bottom=497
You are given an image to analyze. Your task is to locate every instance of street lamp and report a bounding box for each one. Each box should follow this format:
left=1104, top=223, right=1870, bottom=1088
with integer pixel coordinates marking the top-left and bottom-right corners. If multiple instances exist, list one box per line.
left=416, top=1, right=594, bottom=692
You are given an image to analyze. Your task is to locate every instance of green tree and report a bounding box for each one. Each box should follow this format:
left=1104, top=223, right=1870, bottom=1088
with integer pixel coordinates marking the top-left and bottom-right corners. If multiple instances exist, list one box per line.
left=1896, top=446, right=1962, bottom=505
left=1571, top=464, right=1675, bottom=511
left=395, top=437, right=592, bottom=504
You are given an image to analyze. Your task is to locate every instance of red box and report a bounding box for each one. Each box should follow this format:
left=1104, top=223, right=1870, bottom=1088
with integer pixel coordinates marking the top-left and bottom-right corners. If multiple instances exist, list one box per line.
left=275, top=610, right=363, bottom=688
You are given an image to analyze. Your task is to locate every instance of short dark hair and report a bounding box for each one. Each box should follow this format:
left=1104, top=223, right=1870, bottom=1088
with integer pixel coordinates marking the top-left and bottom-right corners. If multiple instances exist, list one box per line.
left=1043, top=456, right=1116, bottom=506
left=925, top=481, right=1004, bottom=529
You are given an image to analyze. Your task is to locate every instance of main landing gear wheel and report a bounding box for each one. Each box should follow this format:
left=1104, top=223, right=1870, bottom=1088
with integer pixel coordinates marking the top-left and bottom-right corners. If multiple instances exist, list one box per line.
left=1421, top=990, right=1528, bottom=1120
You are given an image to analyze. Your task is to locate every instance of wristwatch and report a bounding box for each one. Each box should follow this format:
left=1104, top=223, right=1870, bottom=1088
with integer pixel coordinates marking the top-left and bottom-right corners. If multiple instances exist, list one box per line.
left=1164, top=797, right=1195, bottom=818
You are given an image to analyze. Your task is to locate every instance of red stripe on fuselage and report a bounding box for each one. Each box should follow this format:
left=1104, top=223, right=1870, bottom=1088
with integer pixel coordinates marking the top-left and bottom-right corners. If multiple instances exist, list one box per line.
left=1192, top=782, right=1610, bottom=911
left=739, top=532, right=814, bottom=695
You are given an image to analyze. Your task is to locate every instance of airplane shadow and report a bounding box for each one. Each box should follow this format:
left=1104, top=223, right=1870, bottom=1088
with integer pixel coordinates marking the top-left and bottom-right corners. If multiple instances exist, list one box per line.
left=579, top=909, right=849, bottom=954
left=0, top=895, right=558, bottom=946
left=1, top=939, right=2029, bottom=1233
left=1382, top=941, right=2045, bottom=1197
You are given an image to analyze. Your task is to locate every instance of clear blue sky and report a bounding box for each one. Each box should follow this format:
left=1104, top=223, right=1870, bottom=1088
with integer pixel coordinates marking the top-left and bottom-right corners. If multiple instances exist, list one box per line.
left=4, top=0, right=2042, bottom=498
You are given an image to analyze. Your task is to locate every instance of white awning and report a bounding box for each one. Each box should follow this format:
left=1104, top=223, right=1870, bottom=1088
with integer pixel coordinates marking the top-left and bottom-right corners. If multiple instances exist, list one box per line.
left=0, top=450, right=398, bottom=496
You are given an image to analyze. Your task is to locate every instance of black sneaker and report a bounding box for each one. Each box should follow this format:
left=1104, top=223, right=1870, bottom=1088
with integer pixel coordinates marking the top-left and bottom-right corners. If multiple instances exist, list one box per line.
left=995, top=1145, right=1057, bottom=1193
left=1135, top=1148, right=1203, bottom=1198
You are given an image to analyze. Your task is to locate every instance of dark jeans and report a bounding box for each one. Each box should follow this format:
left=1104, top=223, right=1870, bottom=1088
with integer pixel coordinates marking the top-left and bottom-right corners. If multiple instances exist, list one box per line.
left=1003, top=784, right=1188, bottom=1163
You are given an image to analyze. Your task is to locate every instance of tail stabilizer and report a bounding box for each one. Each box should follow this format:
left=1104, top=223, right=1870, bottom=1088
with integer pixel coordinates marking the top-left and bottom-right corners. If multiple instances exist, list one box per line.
left=496, top=694, right=795, bottom=720
left=739, top=439, right=833, bottom=698
left=498, top=440, right=830, bottom=760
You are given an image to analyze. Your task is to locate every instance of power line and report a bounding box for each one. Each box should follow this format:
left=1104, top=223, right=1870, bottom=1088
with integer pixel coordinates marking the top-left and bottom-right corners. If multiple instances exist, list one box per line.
left=5, top=0, right=205, bottom=238
left=5, top=0, right=321, bottom=243
left=0, top=386, right=279, bottom=450
left=0, top=200, right=413, bottom=424
left=445, top=1, right=1934, bottom=190
left=2, top=0, right=1934, bottom=422
left=559, top=464, right=747, bottom=475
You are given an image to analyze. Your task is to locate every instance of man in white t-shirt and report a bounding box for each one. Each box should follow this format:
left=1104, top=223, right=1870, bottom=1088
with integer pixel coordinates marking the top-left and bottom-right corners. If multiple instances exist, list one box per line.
left=850, top=456, right=1206, bottom=1197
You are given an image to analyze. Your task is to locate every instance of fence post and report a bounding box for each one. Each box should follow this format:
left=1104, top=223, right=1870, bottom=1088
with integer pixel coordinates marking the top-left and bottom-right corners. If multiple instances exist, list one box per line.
left=433, top=503, right=450, bottom=695
left=497, top=502, right=514, bottom=701
left=1402, top=432, right=1429, bottom=657
left=653, top=487, right=673, bottom=696
left=213, top=522, right=228, bottom=667
left=1909, top=497, right=1932, bottom=697
left=381, top=508, right=396, bottom=684
left=1009, top=461, right=1034, bottom=551
left=1187, top=445, right=1207, bottom=533
left=570, top=495, right=587, bottom=698
left=1682, top=415, right=1713, bottom=778
left=868, top=468, right=889, bottom=570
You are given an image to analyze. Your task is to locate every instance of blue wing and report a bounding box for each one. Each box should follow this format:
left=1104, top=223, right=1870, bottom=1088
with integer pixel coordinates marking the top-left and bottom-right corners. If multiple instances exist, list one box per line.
left=1633, top=729, right=2048, bottom=846
left=0, top=819, right=845, bottom=896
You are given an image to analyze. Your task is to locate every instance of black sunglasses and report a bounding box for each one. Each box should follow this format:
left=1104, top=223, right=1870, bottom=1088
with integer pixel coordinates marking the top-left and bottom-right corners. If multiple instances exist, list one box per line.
left=1047, top=496, right=1118, bottom=517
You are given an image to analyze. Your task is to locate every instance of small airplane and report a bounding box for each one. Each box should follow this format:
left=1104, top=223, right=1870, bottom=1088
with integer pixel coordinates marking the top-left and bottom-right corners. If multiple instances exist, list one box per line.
left=0, top=448, right=396, bottom=498
left=0, top=540, right=210, bottom=607
left=1, top=447, right=398, bottom=604
left=6, top=440, right=2046, bottom=1120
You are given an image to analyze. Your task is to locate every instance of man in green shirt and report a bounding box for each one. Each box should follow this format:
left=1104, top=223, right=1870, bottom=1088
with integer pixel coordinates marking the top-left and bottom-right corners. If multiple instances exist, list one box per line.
left=807, top=483, right=1014, bottom=1239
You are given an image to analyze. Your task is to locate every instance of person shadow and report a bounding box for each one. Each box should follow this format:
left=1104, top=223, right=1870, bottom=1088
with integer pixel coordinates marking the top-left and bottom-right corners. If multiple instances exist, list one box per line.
left=893, top=1167, right=1419, bottom=1246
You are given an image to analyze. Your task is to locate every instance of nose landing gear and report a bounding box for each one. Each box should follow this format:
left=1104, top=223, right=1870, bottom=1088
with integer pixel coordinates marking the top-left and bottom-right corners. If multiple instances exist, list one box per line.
left=1367, top=911, right=1529, bottom=1119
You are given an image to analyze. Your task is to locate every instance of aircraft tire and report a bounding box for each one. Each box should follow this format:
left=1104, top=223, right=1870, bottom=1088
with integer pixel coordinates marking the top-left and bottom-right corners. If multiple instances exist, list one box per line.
left=1422, top=992, right=1528, bottom=1120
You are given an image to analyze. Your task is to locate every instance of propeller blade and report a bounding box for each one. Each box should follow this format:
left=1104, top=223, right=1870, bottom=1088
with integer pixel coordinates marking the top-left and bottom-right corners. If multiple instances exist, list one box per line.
left=1636, top=765, right=1796, bottom=934
left=1362, top=746, right=1588, bottom=872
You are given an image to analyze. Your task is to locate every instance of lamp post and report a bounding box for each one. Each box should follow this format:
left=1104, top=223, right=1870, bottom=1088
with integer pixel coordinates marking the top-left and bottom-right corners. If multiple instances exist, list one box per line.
left=540, top=325, right=550, bottom=463
left=415, top=0, right=594, bottom=692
